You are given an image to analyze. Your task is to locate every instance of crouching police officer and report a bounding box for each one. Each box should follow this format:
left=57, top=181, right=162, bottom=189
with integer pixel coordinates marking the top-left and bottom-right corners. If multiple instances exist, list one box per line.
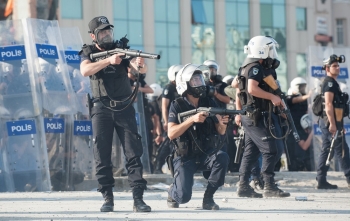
left=233, top=36, right=290, bottom=198
left=167, top=64, right=229, bottom=210
left=79, top=16, right=151, bottom=212
left=316, top=54, right=350, bottom=189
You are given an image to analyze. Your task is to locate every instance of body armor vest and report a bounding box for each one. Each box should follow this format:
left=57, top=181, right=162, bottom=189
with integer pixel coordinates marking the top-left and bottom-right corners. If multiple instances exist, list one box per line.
left=80, top=44, right=131, bottom=99
left=172, top=97, right=220, bottom=157
left=237, top=63, right=270, bottom=112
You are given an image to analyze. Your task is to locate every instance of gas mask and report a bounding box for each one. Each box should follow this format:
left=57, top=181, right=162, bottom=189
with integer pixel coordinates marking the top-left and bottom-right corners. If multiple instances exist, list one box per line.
left=187, top=73, right=207, bottom=98
left=262, top=58, right=280, bottom=69
left=95, top=28, right=115, bottom=50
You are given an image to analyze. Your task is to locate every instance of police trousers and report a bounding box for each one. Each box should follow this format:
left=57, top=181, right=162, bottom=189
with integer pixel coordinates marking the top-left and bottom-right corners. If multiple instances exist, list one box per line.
left=169, top=150, right=229, bottom=204
left=91, top=104, right=147, bottom=192
left=239, top=115, right=278, bottom=184
left=317, top=118, right=350, bottom=182
left=251, top=113, right=284, bottom=179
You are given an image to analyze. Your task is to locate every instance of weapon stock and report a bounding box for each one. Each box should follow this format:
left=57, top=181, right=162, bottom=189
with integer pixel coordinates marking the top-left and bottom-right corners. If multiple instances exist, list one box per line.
left=325, top=107, right=344, bottom=166
left=234, top=126, right=245, bottom=164
left=263, top=74, right=300, bottom=143
left=90, top=48, right=161, bottom=60
left=177, top=107, right=246, bottom=123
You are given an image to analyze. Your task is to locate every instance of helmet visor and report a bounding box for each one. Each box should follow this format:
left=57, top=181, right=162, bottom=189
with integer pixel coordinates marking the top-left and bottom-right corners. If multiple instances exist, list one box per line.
left=268, top=44, right=279, bottom=59
left=189, top=73, right=206, bottom=87
left=96, top=28, right=114, bottom=45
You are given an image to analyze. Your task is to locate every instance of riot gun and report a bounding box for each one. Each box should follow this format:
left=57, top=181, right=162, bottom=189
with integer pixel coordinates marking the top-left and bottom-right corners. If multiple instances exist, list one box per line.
left=177, top=107, right=246, bottom=124
left=326, top=104, right=345, bottom=166
left=234, top=126, right=245, bottom=164
left=90, top=48, right=160, bottom=60
left=262, top=74, right=300, bottom=143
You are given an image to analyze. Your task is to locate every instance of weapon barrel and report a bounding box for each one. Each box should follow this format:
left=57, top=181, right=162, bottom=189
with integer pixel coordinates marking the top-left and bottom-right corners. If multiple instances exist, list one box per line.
left=90, top=48, right=160, bottom=60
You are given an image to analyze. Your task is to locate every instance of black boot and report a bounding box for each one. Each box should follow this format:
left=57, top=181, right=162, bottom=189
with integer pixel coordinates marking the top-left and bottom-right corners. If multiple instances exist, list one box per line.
left=316, top=181, right=338, bottom=189
left=132, top=187, right=151, bottom=212
left=263, top=179, right=290, bottom=198
left=249, top=178, right=264, bottom=191
left=237, top=181, right=263, bottom=198
left=167, top=194, right=179, bottom=208
left=202, top=186, right=219, bottom=210
left=100, top=188, right=114, bottom=212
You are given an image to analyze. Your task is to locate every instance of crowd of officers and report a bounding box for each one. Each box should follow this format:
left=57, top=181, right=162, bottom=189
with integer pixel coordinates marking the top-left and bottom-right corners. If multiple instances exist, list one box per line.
left=82, top=16, right=350, bottom=213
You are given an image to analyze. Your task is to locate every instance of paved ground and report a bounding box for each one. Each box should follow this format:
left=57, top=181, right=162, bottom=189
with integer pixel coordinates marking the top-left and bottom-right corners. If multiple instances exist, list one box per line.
left=0, top=172, right=349, bottom=221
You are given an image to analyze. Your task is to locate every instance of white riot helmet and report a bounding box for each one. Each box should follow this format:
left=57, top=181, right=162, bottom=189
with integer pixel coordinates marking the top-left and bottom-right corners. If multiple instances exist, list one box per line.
left=244, top=36, right=279, bottom=59
left=145, top=83, right=163, bottom=101
left=300, top=114, right=312, bottom=130
left=290, top=77, right=307, bottom=95
left=176, top=63, right=208, bottom=97
left=167, top=64, right=183, bottom=82
left=242, top=36, right=279, bottom=67
left=203, top=60, right=219, bottom=81
left=222, top=75, right=234, bottom=85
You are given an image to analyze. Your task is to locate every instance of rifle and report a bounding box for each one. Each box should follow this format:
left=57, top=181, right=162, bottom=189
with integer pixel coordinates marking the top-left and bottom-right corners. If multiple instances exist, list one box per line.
left=325, top=106, right=344, bottom=166
left=90, top=47, right=161, bottom=60
left=234, top=126, right=245, bottom=164
left=177, top=107, right=246, bottom=123
left=262, top=74, right=300, bottom=143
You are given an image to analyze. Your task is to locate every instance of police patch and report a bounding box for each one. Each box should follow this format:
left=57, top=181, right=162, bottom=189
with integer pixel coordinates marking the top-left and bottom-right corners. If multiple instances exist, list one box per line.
left=328, top=82, right=333, bottom=87
left=252, top=68, right=259, bottom=75
left=164, top=89, right=169, bottom=95
left=169, top=112, right=175, bottom=118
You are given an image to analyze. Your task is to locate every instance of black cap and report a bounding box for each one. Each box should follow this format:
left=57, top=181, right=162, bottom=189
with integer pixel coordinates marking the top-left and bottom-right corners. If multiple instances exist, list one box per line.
left=88, top=16, right=114, bottom=33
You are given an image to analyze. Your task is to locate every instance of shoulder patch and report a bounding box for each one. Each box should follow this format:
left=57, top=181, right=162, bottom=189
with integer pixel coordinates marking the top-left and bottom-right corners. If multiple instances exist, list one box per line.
left=252, top=68, right=259, bottom=75
left=328, top=82, right=333, bottom=87
left=164, top=89, right=169, bottom=95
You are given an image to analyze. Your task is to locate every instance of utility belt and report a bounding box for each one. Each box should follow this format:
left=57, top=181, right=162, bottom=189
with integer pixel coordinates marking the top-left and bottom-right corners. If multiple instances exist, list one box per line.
left=92, top=97, right=130, bottom=108
left=173, top=134, right=219, bottom=158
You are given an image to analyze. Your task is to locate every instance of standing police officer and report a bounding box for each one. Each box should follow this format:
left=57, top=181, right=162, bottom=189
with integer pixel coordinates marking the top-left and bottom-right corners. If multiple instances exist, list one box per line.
left=233, top=36, right=290, bottom=198
left=153, top=65, right=183, bottom=174
left=286, top=77, right=311, bottom=171
left=167, top=64, right=229, bottom=210
left=203, top=60, right=230, bottom=108
left=316, top=54, right=350, bottom=189
left=79, top=16, right=151, bottom=212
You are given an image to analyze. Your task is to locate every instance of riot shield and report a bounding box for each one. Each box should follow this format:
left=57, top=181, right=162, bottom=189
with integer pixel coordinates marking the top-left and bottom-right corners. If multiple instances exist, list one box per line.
left=22, top=18, right=80, bottom=191
left=133, top=92, right=151, bottom=173
left=60, top=27, right=96, bottom=189
left=0, top=19, right=51, bottom=192
left=307, top=46, right=350, bottom=171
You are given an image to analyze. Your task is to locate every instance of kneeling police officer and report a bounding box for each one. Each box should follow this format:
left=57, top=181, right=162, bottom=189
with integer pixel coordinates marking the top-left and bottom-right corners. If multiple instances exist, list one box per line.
left=167, top=64, right=230, bottom=210
left=233, top=36, right=290, bottom=198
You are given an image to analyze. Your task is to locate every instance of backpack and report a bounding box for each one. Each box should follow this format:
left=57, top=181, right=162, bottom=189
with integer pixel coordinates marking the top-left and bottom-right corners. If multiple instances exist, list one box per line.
left=312, top=93, right=324, bottom=117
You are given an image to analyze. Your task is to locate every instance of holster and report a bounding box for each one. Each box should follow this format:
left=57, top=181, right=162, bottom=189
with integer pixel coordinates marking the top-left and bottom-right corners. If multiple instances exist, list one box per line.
left=166, top=153, right=175, bottom=177
left=86, top=93, right=93, bottom=118
left=246, top=107, right=261, bottom=126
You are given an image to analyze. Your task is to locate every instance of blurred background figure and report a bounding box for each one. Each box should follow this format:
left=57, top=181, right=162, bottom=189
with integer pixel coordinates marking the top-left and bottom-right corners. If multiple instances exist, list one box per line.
left=286, top=77, right=312, bottom=171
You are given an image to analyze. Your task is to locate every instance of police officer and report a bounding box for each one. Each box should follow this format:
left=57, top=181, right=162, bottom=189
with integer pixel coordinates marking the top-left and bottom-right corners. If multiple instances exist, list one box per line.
left=167, top=64, right=229, bottom=210
left=203, top=60, right=230, bottom=108
left=286, top=77, right=311, bottom=171
left=153, top=65, right=183, bottom=174
left=316, top=54, right=350, bottom=189
left=232, top=36, right=290, bottom=198
left=79, top=16, right=151, bottom=212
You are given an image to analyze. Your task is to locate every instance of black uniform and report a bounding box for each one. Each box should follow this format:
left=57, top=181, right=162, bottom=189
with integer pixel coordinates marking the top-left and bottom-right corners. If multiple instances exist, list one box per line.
left=286, top=94, right=310, bottom=171
left=80, top=49, right=147, bottom=193
left=129, top=77, right=154, bottom=167
left=209, top=80, right=228, bottom=108
left=168, top=97, right=229, bottom=204
left=237, top=62, right=282, bottom=189
left=317, top=76, right=350, bottom=183
left=153, top=83, right=179, bottom=172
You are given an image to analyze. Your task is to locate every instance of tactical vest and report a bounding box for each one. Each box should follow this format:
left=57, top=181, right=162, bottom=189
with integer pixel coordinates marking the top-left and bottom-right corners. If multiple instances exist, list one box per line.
left=172, top=97, right=220, bottom=157
left=80, top=44, right=131, bottom=99
left=237, top=63, right=270, bottom=112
